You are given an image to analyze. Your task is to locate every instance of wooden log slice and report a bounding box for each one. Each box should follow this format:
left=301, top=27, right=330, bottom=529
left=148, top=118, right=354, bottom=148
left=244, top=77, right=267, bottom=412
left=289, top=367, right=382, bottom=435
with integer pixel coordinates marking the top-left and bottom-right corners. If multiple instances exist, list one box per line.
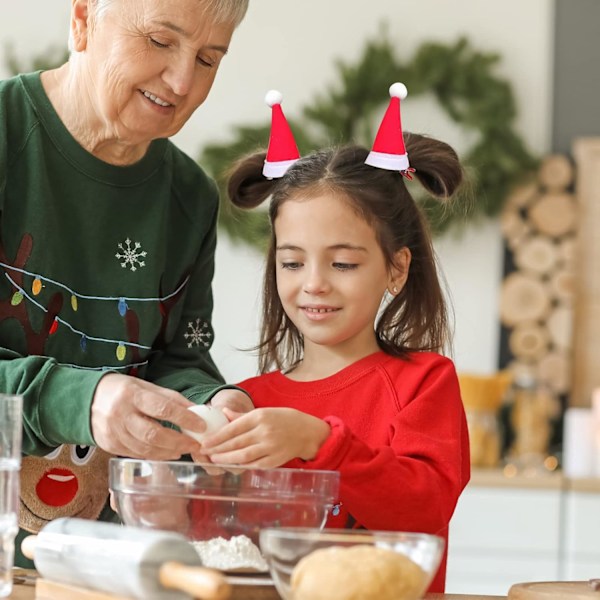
left=537, top=351, right=571, bottom=395
left=537, top=154, right=575, bottom=191
left=549, top=270, right=575, bottom=303
left=556, top=236, right=577, bottom=269
left=500, top=209, right=531, bottom=250
left=528, top=193, right=577, bottom=238
left=499, top=272, right=551, bottom=327
left=509, top=323, right=550, bottom=360
left=546, top=305, right=573, bottom=351
left=514, top=236, right=558, bottom=275
left=505, top=181, right=540, bottom=210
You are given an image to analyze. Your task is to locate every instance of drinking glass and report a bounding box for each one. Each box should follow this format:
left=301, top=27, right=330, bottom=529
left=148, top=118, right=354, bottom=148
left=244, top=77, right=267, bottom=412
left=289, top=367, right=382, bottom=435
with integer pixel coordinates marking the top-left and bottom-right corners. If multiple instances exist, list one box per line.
left=0, top=394, right=22, bottom=598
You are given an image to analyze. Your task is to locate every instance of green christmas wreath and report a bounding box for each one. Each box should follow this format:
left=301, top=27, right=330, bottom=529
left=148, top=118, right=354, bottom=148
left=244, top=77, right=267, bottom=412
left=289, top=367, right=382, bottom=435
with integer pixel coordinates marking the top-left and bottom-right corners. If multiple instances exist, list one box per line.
left=201, top=35, right=538, bottom=249
left=6, top=34, right=538, bottom=250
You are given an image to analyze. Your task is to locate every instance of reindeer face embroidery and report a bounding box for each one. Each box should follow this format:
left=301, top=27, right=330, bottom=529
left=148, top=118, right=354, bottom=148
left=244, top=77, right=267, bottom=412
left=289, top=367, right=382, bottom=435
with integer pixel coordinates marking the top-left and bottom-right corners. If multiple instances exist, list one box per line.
left=19, top=445, right=112, bottom=533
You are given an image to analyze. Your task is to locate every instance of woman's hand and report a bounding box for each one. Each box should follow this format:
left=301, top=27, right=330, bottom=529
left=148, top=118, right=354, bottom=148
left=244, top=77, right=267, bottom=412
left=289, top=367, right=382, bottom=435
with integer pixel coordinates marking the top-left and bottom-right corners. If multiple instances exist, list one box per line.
left=200, top=407, right=331, bottom=468
left=91, top=373, right=205, bottom=460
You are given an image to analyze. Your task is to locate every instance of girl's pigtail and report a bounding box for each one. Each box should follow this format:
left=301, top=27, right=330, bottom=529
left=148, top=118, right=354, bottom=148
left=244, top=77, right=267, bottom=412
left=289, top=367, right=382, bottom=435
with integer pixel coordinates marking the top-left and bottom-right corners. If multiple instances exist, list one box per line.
left=404, top=132, right=464, bottom=200
left=227, top=151, right=275, bottom=209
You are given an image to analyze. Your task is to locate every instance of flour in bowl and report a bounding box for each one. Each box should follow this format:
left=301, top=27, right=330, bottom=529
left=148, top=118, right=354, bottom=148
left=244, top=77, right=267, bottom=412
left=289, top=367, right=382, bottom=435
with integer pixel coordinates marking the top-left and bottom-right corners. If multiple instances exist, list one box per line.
left=192, top=535, right=269, bottom=572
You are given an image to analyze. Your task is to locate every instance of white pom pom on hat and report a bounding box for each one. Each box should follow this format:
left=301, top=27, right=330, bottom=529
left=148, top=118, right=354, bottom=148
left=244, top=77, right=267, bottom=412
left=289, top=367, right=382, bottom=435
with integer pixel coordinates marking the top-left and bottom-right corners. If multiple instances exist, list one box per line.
left=365, top=82, right=410, bottom=172
left=262, top=89, right=300, bottom=179
left=264, top=89, right=283, bottom=107
left=389, top=82, right=408, bottom=100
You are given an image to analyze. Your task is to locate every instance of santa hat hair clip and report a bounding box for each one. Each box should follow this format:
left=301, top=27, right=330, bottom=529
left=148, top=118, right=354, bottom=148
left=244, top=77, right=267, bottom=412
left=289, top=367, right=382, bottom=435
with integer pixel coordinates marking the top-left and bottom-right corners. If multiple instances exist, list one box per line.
left=263, top=90, right=301, bottom=179
left=365, top=82, right=416, bottom=180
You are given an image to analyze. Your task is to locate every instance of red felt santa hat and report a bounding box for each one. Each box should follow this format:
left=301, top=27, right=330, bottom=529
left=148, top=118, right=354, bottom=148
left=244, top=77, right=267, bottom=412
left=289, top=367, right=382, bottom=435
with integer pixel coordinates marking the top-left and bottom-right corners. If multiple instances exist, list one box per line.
left=263, top=90, right=301, bottom=179
left=365, top=82, right=411, bottom=173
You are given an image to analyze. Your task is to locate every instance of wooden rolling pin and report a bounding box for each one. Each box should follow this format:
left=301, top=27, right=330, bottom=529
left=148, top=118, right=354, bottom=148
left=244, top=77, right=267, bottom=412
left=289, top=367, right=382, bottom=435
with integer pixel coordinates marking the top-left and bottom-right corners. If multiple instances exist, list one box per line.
left=22, top=518, right=231, bottom=600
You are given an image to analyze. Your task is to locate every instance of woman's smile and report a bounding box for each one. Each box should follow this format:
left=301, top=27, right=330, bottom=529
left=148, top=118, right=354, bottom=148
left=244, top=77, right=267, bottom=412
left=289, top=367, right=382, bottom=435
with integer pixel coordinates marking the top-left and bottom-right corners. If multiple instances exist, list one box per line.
left=139, top=89, right=174, bottom=108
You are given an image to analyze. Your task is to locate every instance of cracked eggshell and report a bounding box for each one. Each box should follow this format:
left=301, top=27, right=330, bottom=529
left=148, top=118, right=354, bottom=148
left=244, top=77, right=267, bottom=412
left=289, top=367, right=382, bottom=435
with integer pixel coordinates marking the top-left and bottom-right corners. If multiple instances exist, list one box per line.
left=182, top=404, right=229, bottom=442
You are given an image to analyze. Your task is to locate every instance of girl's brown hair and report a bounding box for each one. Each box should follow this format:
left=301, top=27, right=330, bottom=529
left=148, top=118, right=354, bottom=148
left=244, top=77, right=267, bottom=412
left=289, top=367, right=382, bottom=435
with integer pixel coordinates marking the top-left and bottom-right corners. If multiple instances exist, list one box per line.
left=228, top=133, right=464, bottom=374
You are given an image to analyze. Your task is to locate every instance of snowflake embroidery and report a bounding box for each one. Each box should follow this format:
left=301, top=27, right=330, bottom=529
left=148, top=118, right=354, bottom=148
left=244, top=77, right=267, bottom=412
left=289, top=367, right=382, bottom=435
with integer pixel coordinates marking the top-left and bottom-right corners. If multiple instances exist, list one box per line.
left=115, top=238, right=147, bottom=272
left=184, top=318, right=212, bottom=348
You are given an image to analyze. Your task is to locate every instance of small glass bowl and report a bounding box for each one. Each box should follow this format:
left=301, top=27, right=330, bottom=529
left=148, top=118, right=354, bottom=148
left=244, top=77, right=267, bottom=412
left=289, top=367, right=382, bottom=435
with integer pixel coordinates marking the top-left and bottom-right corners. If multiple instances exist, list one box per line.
left=259, top=527, right=444, bottom=599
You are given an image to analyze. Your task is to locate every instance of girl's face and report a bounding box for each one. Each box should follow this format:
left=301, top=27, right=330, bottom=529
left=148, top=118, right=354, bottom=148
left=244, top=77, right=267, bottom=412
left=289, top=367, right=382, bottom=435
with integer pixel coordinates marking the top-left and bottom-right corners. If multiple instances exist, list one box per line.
left=74, top=0, right=234, bottom=145
left=274, top=192, right=407, bottom=359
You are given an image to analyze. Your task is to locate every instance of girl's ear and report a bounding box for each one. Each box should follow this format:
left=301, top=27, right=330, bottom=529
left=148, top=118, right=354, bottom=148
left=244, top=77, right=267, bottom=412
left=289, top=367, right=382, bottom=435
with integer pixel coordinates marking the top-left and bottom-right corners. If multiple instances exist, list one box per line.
left=71, top=0, right=91, bottom=52
left=388, top=247, right=411, bottom=295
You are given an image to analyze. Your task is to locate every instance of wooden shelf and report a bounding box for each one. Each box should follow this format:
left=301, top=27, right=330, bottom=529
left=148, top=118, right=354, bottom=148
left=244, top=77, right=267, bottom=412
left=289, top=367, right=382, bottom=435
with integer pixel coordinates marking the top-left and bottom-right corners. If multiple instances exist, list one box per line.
left=469, top=468, right=564, bottom=490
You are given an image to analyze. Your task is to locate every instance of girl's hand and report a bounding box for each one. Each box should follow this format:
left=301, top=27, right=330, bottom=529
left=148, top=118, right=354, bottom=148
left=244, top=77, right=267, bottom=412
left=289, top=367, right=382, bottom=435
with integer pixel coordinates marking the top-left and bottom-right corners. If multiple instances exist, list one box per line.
left=209, top=388, right=255, bottom=413
left=188, top=389, right=253, bottom=471
left=91, top=373, right=204, bottom=460
left=200, top=407, right=331, bottom=468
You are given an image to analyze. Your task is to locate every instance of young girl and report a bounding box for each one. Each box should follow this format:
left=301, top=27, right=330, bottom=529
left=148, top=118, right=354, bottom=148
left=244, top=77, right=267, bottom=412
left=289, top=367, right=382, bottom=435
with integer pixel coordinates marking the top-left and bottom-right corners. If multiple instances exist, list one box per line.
left=201, top=85, right=470, bottom=593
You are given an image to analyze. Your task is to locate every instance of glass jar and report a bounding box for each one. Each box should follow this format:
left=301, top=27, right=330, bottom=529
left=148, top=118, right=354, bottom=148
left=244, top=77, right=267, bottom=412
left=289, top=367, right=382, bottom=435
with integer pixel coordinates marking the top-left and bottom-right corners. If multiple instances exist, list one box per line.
left=466, top=408, right=502, bottom=468
left=458, top=372, right=512, bottom=469
left=505, top=371, right=553, bottom=472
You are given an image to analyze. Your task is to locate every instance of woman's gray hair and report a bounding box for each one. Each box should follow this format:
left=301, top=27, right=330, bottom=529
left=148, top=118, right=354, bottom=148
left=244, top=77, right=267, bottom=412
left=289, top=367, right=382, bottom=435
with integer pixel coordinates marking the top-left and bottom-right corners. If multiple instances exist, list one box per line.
left=69, top=0, right=248, bottom=52
left=92, top=0, right=248, bottom=27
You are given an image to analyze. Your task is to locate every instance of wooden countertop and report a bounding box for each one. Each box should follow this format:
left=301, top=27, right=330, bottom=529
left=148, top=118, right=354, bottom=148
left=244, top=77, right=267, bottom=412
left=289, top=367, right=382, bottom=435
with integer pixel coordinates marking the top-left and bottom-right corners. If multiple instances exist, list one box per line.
left=8, top=584, right=506, bottom=600
left=9, top=571, right=507, bottom=599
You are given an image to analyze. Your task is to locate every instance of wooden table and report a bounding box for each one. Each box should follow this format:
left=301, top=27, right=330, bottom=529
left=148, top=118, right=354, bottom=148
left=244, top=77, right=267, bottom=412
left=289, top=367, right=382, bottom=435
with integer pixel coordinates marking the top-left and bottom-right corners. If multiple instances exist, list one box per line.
left=8, top=588, right=505, bottom=600
left=9, top=570, right=506, bottom=599
left=8, top=584, right=506, bottom=600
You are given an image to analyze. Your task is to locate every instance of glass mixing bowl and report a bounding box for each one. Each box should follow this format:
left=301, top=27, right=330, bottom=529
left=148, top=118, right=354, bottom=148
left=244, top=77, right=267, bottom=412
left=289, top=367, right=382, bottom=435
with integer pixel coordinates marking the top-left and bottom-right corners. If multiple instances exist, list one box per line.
left=109, top=458, right=340, bottom=572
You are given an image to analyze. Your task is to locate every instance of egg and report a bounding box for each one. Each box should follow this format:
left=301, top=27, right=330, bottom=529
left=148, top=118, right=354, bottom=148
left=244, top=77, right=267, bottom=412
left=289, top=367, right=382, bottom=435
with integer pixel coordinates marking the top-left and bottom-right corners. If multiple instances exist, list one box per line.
left=182, top=404, right=229, bottom=442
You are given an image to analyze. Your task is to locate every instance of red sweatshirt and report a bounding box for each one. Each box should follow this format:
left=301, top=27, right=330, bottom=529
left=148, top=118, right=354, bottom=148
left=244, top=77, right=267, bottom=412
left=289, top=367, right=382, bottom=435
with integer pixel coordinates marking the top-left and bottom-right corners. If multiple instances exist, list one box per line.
left=238, top=351, right=470, bottom=593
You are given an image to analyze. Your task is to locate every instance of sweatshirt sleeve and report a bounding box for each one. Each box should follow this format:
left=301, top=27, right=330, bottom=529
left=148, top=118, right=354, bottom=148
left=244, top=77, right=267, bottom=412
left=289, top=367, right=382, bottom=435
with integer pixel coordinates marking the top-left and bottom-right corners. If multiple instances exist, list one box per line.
left=0, top=349, right=104, bottom=455
left=297, top=358, right=470, bottom=535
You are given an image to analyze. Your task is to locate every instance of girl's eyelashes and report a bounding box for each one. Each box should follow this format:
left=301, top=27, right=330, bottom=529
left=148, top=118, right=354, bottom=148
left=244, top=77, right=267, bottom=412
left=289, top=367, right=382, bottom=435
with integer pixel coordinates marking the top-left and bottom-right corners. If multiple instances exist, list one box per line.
left=281, top=262, right=302, bottom=270
left=333, top=263, right=358, bottom=271
left=279, top=262, right=358, bottom=271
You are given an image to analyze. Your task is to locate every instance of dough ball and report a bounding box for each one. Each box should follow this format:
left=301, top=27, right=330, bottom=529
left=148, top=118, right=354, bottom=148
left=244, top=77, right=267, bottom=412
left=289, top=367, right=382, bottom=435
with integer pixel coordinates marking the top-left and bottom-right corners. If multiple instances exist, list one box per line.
left=291, top=544, right=427, bottom=600
left=181, top=404, right=229, bottom=442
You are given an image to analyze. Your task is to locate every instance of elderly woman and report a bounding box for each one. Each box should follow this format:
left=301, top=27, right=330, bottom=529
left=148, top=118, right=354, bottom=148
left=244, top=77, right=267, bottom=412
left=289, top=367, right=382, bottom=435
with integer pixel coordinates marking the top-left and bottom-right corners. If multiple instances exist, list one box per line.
left=0, top=0, right=252, bottom=563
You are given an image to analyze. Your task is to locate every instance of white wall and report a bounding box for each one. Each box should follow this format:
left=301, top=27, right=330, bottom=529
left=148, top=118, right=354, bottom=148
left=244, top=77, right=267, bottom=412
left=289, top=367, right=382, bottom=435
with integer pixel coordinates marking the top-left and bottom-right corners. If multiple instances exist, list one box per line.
left=0, top=1, right=555, bottom=382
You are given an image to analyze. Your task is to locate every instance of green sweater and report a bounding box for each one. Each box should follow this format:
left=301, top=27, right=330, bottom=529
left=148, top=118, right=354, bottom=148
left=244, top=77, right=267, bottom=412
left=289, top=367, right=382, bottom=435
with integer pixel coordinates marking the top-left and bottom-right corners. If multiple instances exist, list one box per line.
left=0, top=72, right=229, bottom=553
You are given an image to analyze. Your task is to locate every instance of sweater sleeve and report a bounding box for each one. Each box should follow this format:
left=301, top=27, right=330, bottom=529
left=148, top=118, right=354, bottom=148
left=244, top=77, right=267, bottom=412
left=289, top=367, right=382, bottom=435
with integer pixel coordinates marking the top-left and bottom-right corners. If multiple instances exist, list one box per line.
left=0, top=349, right=104, bottom=455
left=298, top=358, right=470, bottom=535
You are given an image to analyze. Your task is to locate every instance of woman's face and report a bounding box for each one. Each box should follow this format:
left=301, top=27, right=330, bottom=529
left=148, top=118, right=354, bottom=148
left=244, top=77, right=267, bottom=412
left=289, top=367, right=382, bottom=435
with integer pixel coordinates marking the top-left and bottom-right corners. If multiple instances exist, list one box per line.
left=77, top=0, right=235, bottom=143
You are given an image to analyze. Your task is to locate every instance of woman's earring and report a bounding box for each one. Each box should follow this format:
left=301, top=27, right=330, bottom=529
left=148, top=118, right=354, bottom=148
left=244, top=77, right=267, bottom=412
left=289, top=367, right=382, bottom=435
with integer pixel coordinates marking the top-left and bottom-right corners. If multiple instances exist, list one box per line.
left=390, top=286, right=399, bottom=295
